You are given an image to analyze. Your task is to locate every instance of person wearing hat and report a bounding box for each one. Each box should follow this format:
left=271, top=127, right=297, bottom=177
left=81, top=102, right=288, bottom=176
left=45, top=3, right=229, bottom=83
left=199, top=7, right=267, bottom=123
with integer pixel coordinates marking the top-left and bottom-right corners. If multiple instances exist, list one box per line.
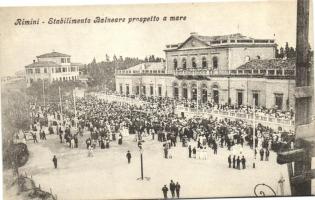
left=162, top=185, right=168, bottom=199
left=52, top=155, right=57, bottom=169
left=126, top=150, right=131, bottom=164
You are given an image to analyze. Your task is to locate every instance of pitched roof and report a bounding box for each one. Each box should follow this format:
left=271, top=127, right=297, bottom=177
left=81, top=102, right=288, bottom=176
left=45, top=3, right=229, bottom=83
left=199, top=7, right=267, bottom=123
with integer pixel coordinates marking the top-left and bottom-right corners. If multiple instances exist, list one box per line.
left=25, top=61, right=60, bottom=68
left=37, top=51, right=70, bottom=58
left=237, top=58, right=296, bottom=70
left=126, top=62, right=165, bottom=71
left=195, top=33, right=254, bottom=43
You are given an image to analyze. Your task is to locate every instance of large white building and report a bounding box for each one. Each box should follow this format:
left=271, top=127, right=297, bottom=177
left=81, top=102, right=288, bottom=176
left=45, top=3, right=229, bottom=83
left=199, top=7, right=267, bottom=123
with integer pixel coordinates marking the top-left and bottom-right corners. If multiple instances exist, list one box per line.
left=115, top=33, right=296, bottom=110
left=25, top=51, right=82, bottom=86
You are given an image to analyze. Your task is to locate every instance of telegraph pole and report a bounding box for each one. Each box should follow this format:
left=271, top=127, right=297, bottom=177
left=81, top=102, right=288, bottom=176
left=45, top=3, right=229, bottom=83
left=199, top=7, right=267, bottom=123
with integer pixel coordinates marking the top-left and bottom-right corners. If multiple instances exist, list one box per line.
left=42, top=79, right=45, bottom=107
left=252, top=102, right=256, bottom=168
left=73, top=88, right=77, bottom=127
left=59, top=86, right=63, bottom=121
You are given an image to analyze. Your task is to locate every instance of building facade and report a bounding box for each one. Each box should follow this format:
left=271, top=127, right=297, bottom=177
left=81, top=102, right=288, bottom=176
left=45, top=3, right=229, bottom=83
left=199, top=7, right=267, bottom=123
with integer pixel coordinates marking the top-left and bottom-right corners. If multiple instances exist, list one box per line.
left=116, top=33, right=296, bottom=110
left=25, top=51, right=81, bottom=86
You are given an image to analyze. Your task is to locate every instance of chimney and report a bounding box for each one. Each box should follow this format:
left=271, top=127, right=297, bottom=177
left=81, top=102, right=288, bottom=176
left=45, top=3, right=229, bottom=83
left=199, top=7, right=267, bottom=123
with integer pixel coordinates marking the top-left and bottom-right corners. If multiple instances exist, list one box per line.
left=33, top=60, right=35, bottom=63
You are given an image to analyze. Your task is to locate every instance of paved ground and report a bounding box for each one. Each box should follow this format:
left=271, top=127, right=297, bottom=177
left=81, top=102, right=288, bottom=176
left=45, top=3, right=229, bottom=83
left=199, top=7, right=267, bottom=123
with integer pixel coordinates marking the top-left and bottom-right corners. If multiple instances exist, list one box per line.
left=16, top=130, right=299, bottom=200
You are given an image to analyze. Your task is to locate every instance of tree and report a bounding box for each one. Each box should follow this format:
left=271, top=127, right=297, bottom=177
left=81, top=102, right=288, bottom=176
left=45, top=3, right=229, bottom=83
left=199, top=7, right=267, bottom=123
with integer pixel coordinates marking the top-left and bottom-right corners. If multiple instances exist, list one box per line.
left=91, top=57, right=96, bottom=64
left=285, top=42, right=290, bottom=58
left=279, top=47, right=285, bottom=58
left=105, top=54, right=110, bottom=62
left=2, top=82, right=31, bottom=169
left=275, top=46, right=280, bottom=58
left=113, top=55, right=118, bottom=61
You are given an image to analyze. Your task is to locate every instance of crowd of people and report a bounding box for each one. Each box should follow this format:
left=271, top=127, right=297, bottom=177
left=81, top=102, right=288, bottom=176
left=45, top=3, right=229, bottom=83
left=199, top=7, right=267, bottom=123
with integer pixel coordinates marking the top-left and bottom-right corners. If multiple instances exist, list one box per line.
left=20, top=93, right=296, bottom=199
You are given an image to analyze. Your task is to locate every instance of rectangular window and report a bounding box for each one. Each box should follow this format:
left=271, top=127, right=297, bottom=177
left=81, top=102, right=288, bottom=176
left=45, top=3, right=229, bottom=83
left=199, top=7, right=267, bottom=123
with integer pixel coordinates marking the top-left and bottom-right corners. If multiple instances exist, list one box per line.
left=62, top=67, right=67, bottom=72
left=71, top=66, right=76, bottom=72
left=56, top=68, right=61, bottom=73
left=150, top=85, right=154, bottom=96
left=142, top=86, right=146, bottom=95
left=237, top=91, right=243, bottom=105
left=126, top=85, right=130, bottom=96
left=136, top=86, right=140, bottom=95
left=275, top=94, right=283, bottom=110
left=253, top=93, right=259, bottom=106
left=61, top=58, right=65, bottom=63
left=67, top=58, right=70, bottom=63
left=158, top=86, right=162, bottom=96
left=120, top=84, right=123, bottom=94
left=44, top=68, right=47, bottom=73
left=35, top=68, right=40, bottom=74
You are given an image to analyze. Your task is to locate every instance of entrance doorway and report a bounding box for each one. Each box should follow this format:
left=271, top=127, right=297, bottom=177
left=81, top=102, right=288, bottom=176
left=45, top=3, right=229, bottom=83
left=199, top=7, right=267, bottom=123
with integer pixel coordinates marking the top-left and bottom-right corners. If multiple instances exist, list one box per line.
left=237, top=91, right=243, bottom=106
left=253, top=93, right=259, bottom=106
left=183, top=88, right=188, bottom=99
left=202, top=89, right=208, bottom=103
left=192, top=86, right=197, bottom=101
left=213, top=89, right=219, bottom=104
left=275, top=94, right=283, bottom=110
left=174, top=87, right=179, bottom=99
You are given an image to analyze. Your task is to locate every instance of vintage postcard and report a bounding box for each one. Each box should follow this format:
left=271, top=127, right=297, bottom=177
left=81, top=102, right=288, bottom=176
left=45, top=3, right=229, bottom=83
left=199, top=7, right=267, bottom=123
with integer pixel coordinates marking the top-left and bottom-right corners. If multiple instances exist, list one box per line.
left=1, top=0, right=314, bottom=199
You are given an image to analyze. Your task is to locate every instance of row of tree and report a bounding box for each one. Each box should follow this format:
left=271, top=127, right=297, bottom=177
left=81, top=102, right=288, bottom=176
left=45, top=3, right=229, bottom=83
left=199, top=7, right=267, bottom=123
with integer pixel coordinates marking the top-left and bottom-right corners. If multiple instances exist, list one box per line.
left=275, top=42, right=296, bottom=59
left=85, top=54, right=163, bottom=90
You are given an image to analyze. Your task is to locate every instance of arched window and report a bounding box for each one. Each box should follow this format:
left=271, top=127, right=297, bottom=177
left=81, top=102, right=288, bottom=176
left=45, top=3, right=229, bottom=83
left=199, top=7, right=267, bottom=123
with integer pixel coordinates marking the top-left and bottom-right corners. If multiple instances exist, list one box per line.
left=192, top=57, right=197, bottom=68
left=202, top=57, right=207, bottom=68
left=212, top=57, right=218, bottom=69
left=173, top=59, right=178, bottom=70
left=182, top=58, right=187, bottom=69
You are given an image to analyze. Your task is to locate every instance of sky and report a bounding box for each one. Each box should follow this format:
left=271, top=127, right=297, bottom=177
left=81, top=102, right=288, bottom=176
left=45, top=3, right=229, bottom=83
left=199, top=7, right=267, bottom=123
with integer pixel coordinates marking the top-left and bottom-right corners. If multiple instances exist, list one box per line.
left=0, top=0, right=313, bottom=76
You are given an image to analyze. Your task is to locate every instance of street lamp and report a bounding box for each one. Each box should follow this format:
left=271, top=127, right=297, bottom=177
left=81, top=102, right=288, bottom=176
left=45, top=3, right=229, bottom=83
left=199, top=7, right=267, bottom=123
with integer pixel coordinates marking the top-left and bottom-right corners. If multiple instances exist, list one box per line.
left=137, top=144, right=150, bottom=181
left=139, top=147, right=144, bottom=180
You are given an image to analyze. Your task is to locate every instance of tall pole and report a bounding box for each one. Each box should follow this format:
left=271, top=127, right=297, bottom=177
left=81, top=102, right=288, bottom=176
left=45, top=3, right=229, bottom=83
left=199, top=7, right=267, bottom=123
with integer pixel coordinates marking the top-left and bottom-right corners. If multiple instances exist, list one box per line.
left=73, top=88, right=77, bottom=127
left=253, top=102, right=256, bottom=168
left=42, top=79, right=45, bottom=107
left=140, top=152, right=143, bottom=180
left=59, top=86, right=63, bottom=121
left=196, top=81, right=199, bottom=114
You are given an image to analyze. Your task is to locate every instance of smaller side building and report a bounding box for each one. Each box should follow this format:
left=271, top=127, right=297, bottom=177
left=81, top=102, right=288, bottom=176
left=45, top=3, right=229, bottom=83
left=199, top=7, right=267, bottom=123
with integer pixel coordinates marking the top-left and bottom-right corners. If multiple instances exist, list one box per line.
left=25, top=51, right=82, bottom=87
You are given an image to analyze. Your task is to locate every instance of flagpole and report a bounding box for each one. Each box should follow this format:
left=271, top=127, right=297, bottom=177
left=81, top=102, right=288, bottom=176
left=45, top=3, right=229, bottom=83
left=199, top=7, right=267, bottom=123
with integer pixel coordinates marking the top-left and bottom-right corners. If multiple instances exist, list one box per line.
left=59, top=86, right=63, bottom=121
left=43, top=79, right=45, bottom=107
left=73, top=88, right=77, bottom=127
left=253, top=102, right=256, bottom=168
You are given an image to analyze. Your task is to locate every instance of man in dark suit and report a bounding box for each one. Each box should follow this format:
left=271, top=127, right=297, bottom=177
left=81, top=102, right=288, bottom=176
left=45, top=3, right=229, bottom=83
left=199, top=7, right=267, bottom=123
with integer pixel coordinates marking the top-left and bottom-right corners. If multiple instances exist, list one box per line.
left=126, top=150, right=131, bottom=164
left=170, top=180, right=176, bottom=198
left=52, top=155, right=57, bottom=169
left=162, top=185, right=168, bottom=199
left=260, top=148, right=264, bottom=161
left=232, top=155, right=236, bottom=168
left=175, top=182, right=181, bottom=198
left=241, top=156, right=246, bottom=169
left=228, top=155, right=232, bottom=168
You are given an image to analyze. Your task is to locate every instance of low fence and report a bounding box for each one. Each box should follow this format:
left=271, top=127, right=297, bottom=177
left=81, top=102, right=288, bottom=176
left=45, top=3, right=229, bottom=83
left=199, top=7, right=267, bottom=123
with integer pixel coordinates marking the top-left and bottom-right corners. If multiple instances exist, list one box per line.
left=176, top=106, right=294, bottom=131
left=94, top=93, right=149, bottom=107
